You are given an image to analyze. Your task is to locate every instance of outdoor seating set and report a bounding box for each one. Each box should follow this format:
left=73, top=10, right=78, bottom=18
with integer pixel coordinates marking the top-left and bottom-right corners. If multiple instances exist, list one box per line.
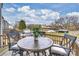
left=7, top=29, right=77, bottom=56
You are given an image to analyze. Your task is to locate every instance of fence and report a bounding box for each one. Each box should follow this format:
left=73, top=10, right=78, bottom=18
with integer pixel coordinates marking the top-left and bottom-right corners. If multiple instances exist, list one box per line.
left=45, top=33, right=79, bottom=56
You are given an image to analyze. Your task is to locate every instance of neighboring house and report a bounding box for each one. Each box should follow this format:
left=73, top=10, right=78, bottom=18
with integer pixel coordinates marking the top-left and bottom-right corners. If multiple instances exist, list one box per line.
left=0, top=16, right=9, bottom=33
left=13, top=21, right=21, bottom=31
left=0, top=16, right=10, bottom=47
left=41, top=25, right=52, bottom=31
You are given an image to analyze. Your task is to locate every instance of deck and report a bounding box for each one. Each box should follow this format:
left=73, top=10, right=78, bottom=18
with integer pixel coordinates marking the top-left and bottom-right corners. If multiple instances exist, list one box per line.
left=1, top=48, right=75, bottom=56
left=0, top=33, right=79, bottom=56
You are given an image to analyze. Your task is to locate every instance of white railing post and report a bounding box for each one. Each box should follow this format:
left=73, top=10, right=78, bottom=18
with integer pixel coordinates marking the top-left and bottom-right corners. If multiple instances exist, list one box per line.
left=0, top=3, right=3, bottom=48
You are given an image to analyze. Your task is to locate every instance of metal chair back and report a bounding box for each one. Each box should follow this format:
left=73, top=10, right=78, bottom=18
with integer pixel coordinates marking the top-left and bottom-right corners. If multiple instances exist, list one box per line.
left=61, top=34, right=77, bottom=49
left=7, top=29, right=20, bottom=50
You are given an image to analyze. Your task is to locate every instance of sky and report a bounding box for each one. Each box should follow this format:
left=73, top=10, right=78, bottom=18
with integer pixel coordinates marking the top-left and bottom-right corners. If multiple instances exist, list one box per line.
left=2, top=3, right=79, bottom=25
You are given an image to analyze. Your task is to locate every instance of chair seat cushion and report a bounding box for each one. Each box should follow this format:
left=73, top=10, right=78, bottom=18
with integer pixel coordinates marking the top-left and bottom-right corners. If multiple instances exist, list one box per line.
left=51, top=44, right=70, bottom=56
left=11, top=44, right=19, bottom=50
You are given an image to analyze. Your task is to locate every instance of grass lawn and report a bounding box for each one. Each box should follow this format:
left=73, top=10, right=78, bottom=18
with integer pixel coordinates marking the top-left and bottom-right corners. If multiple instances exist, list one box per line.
left=76, top=34, right=79, bottom=39
left=46, top=31, right=79, bottom=39
left=46, top=32, right=66, bottom=36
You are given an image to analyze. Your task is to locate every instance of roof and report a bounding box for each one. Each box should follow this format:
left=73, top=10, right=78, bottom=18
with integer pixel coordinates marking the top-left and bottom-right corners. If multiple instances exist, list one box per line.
left=47, top=30, right=56, bottom=32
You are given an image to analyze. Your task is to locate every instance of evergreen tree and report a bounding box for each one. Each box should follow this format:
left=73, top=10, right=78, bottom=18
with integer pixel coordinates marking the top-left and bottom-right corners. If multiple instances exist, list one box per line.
left=18, top=20, right=26, bottom=31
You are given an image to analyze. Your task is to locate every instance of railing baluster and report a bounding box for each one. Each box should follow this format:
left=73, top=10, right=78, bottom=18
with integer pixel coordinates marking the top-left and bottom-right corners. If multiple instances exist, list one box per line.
left=45, top=33, right=79, bottom=56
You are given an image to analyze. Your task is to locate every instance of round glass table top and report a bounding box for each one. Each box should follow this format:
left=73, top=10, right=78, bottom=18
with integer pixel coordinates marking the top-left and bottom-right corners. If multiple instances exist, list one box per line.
left=17, top=36, right=53, bottom=51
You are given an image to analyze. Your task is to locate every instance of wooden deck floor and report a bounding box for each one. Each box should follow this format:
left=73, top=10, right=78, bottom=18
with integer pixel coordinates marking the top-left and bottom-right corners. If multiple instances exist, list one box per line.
left=1, top=49, right=75, bottom=56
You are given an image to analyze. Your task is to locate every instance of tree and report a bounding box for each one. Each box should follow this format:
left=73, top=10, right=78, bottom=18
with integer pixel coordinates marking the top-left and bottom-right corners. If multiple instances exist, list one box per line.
left=28, top=24, right=41, bottom=30
left=66, top=16, right=78, bottom=30
left=18, top=20, right=26, bottom=31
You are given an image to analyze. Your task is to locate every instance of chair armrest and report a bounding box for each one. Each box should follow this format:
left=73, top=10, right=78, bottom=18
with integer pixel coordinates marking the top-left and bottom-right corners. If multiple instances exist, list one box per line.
left=52, top=44, right=71, bottom=51
left=63, top=47, right=71, bottom=51
left=52, top=44, right=62, bottom=48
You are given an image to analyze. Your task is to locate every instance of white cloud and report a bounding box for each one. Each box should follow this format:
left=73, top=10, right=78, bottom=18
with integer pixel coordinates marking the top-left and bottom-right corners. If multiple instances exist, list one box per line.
left=5, top=7, right=16, bottom=13
left=4, top=6, right=60, bottom=25
left=18, top=6, right=31, bottom=13
left=66, top=12, right=79, bottom=16
left=41, top=10, right=60, bottom=20
left=49, top=11, right=60, bottom=19
left=16, top=8, right=60, bottom=24
left=29, top=13, right=37, bottom=18
left=17, top=6, right=60, bottom=21
left=27, top=9, right=36, bottom=14
left=41, top=9, right=51, bottom=15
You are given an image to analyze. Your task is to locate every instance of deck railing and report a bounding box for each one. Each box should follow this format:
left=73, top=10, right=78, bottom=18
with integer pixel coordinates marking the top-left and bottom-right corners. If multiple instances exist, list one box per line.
left=0, top=33, right=27, bottom=47
left=45, top=33, right=79, bottom=56
left=0, top=34, right=9, bottom=47
left=0, top=32, right=79, bottom=56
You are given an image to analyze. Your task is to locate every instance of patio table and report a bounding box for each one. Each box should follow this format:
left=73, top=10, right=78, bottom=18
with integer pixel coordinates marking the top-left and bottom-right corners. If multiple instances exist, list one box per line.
left=17, top=36, right=53, bottom=56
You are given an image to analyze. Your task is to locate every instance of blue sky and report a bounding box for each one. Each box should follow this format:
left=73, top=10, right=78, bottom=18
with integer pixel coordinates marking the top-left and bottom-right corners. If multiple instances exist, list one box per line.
left=2, top=3, right=79, bottom=25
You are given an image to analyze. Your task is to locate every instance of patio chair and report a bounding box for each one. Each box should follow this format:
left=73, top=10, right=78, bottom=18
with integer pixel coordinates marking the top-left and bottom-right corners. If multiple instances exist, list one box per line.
left=7, top=29, right=24, bottom=56
left=50, top=34, right=77, bottom=56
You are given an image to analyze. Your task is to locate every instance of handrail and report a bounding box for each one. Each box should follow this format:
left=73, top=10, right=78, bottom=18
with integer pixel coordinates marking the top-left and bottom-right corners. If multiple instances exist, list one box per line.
left=0, top=33, right=79, bottom=55
left=45, top=33, right=79, bottom=56
left=0, top=34, right=9, bottom=47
